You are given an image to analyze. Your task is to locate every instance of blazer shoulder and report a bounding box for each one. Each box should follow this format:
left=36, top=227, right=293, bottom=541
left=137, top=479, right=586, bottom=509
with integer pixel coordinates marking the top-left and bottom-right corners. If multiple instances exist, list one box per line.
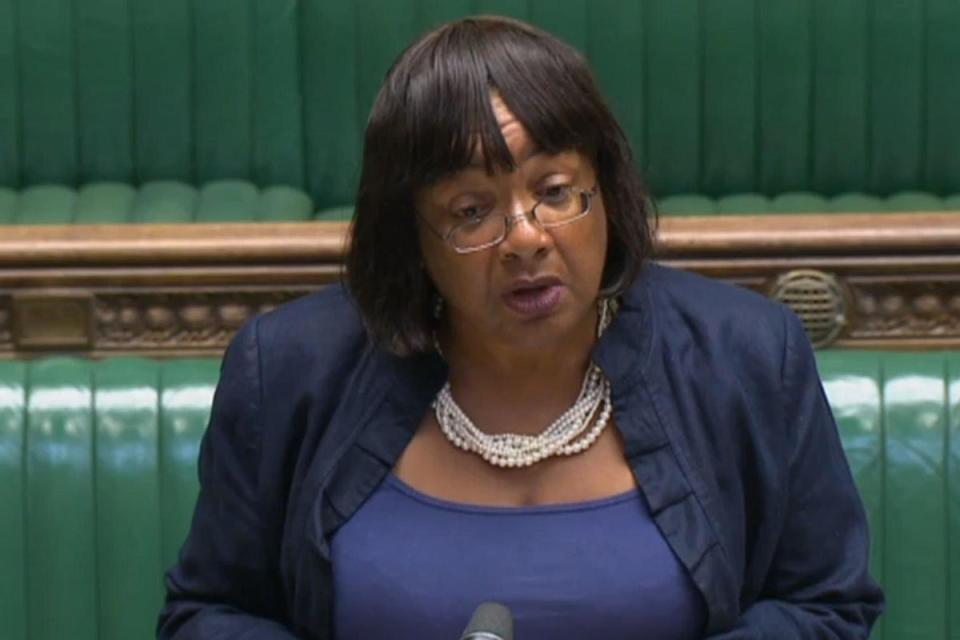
left=645, top=262, right=782, bottom=319
left=254, top=282, right=366, bottom=354
left=235, top=283, right=371, bottom=397
left=640, top=263, right=792, bottom=368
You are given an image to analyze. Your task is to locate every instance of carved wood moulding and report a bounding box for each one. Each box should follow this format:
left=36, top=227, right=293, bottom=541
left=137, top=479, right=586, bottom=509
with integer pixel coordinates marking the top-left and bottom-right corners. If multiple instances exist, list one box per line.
left=1, top=213, right=959, bottom=356
left=0, top=295, right=11, bottom=346
left=844, top=277, right=960, bottom=345
left=0, top=288, right=322, bottom=357
left=94, top=289, right=318, bottom=352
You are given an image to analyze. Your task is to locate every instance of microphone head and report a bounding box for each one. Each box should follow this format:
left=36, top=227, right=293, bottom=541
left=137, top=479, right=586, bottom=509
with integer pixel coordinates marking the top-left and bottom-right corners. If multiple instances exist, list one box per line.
left=460, top=602, right=514, bottom=640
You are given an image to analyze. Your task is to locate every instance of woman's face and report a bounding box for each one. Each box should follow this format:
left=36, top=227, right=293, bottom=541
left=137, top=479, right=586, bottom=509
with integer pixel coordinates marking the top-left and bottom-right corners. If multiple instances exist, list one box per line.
left=416, top=95, right=608, bottom=352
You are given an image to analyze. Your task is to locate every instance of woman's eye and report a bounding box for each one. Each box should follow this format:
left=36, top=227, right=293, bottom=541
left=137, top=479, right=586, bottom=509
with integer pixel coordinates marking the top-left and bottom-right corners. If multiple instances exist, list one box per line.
left=540, top=185, right=571, bottom=202
left=456, top=204, right=489, bottom=220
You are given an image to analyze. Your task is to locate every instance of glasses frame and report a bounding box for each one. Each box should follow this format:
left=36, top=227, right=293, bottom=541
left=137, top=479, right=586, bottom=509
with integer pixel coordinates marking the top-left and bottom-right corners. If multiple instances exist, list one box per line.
left=419, top=185, right=599, bottom=254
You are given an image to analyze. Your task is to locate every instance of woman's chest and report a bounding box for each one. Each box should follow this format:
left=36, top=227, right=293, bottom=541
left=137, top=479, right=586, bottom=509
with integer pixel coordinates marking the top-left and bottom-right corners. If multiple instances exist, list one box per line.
left=392, top=414, right=639, bottom=507
left=329, top=473, right=706, bottom=639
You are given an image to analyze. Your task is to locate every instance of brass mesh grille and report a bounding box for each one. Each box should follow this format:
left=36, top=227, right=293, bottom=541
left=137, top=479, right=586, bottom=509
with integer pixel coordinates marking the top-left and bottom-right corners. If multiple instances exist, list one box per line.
left=770, top=270, right=847, bottom=348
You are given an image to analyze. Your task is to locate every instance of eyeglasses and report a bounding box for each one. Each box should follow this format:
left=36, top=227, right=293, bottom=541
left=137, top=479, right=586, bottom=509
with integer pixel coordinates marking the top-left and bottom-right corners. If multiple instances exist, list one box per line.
left=420, top=185, right=598, bottom=254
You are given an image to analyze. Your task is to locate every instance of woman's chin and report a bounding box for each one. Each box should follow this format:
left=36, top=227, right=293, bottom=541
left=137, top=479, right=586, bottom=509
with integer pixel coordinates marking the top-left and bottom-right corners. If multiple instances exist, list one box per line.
left=500, top=305, right=596, bottom=349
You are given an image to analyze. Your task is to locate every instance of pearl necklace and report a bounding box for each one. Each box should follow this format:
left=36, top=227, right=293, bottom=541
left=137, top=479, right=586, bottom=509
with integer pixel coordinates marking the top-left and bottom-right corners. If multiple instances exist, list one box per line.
left=432, top=300, right=615, bottom=468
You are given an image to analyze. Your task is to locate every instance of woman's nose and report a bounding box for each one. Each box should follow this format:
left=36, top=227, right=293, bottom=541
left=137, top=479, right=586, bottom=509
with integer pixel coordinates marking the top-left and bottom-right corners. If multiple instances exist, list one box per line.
left=498, top=201, right=553, bottom=259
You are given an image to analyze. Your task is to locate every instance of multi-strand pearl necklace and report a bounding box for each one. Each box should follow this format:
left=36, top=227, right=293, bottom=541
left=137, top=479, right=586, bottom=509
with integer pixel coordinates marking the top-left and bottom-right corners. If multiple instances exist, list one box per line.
left=432, top=299, right=615, bottom=468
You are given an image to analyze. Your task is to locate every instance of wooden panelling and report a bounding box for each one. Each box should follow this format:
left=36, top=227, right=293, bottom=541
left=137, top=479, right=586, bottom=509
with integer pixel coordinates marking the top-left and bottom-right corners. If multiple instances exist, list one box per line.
left=2, top=213, right=959, bottom=356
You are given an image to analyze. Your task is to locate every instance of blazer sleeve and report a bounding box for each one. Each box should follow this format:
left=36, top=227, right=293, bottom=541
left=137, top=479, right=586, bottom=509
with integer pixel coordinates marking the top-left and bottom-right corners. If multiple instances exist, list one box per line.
left=157, top=318, right=299, bottom=639
left=707, top=308, right=884, bottom=639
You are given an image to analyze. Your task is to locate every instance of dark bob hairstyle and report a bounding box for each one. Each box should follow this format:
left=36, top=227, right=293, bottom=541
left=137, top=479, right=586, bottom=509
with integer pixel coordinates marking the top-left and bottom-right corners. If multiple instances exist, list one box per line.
left=346, top=15, right=654, bottom=355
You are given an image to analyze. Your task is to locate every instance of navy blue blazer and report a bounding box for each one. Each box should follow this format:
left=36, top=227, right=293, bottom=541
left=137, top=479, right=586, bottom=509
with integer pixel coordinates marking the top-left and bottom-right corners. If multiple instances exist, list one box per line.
left=158, top=263, right=883, bottom=638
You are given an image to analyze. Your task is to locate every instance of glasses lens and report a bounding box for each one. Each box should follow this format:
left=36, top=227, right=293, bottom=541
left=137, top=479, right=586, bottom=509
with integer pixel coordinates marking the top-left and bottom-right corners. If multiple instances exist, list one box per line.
left=451, top=216, right=505, bottom=251
left=535, top=188, right=589, bottom=226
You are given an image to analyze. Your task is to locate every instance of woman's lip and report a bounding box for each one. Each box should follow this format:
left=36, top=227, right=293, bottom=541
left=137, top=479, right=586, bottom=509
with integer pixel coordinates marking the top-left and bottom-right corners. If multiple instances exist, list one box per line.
left=502, top=283, right=565, bottom=317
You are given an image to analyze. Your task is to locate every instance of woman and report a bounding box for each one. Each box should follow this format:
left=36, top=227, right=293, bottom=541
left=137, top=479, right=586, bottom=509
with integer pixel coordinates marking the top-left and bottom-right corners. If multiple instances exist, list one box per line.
left=159, top=16, right=883, bottom=639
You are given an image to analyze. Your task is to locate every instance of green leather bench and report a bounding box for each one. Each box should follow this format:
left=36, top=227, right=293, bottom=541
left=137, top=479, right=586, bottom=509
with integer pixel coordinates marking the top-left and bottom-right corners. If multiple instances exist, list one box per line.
left=1, top=0, right=959, bottom=221
left=0, top=358, right=218, bottom=640
left=0, top=351, right=958, bottom=639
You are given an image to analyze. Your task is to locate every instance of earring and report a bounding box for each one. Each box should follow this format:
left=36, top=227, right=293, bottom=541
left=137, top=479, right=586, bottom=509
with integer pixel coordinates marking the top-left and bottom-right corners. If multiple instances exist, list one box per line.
left=432, top=330, right=445, bottom=359
left=597, top=297, right=617, bottom=336
left=431, top=293, right=447, bottom=358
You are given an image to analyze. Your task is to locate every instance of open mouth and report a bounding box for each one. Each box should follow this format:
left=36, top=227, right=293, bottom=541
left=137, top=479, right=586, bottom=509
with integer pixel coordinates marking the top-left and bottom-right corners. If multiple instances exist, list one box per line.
left=503, top=283, right=565, bottom=317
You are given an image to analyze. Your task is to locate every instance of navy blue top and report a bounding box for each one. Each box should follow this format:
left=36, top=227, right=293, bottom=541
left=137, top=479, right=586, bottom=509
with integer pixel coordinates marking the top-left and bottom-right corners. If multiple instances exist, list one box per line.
left=331, top=475, right=705, bottom=639
left=159, top=264, right=883, bottom=639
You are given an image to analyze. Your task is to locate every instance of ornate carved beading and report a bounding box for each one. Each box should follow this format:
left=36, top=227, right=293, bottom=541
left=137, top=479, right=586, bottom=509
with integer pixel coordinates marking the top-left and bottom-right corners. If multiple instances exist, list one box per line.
left=0, top=295, right=11, bottom=348
left=846, top=279, right=960, bottom=340
left=94, top=289, right=315, bottom=350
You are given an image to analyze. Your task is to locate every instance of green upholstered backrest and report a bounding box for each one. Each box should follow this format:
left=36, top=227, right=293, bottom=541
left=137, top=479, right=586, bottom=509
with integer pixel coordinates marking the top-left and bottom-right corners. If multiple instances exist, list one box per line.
left=0, top=181, right=316, bottom=224
left=2, top=0, right=959, bottom=218
left=819, top=351, right=960, bottom=640
left=0, top=0, right=313, bottom=205
left=0, top=357, right=219, bottom=640
left=1, top=351, right=959, bottom=638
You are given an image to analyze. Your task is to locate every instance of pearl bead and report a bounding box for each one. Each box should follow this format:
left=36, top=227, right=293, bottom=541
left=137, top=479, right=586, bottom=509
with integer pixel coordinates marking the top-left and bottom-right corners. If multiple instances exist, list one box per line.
left=433, top=362, right=613, bottom=469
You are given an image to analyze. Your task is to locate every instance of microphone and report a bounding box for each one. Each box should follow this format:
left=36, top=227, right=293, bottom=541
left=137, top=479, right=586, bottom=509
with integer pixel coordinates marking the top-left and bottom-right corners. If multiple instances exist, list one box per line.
left=460, top=602, right=514, bottom=640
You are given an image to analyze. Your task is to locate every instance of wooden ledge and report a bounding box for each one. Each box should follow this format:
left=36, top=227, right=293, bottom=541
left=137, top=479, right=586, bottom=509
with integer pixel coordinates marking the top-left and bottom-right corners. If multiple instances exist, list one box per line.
left=0, top=222, right=350, bottom=266
left=654, top=211, right=960, bottom=256
left=2, top=211, right=958, bottom=267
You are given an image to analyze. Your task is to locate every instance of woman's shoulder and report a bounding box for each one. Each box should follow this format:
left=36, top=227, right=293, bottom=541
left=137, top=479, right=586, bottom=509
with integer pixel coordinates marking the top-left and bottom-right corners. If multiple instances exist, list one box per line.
left=254, top=282, right=367, bottom=354
left=626, top=263, right=802, bottom=386
left=229, top=283, right=371, bottom=398
left=640, top=262, right=784, bottom=323
left=637, top=262, right=791, bottom=355
left=630, top=267, right=813, bottom=479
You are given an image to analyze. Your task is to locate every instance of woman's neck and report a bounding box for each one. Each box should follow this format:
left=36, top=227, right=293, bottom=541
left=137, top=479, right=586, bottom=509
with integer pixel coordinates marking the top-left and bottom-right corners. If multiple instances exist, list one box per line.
left=437, top=315, right=599, bottom=434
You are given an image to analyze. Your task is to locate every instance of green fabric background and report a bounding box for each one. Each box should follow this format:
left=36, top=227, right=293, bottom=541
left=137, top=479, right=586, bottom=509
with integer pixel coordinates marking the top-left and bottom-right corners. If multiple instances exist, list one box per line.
left=1, top=0, right=959, bottom=220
